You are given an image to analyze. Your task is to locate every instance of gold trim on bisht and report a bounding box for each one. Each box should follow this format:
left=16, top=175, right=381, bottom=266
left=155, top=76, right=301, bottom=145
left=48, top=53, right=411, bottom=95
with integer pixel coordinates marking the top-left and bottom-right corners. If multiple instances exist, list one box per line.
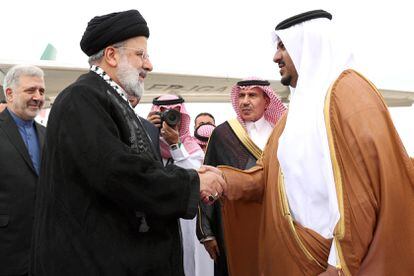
left=324, top=73, right=354, bottom=276
left=324, top=69, right=385, bottom=276
left=227, top=119, right=262, bottom=160
left=324, top=82, right=345, bottom=240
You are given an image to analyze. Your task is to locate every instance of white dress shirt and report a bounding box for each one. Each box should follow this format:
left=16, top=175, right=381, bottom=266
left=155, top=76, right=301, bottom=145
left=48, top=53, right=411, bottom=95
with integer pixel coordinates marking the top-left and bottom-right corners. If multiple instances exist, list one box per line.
left=245, top=116, right=273, bottom=150
left=161, top=141, right=205, bottom=169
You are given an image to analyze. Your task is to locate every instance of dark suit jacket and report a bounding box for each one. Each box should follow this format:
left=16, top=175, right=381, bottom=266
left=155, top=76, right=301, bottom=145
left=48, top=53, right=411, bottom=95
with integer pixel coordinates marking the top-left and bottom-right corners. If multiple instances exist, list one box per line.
left=0, top=108, right=45, bottom=275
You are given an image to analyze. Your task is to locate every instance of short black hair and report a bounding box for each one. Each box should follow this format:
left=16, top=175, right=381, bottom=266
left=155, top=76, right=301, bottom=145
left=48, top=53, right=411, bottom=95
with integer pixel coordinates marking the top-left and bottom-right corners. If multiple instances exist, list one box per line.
left=195, top=112, right=215, bottom=124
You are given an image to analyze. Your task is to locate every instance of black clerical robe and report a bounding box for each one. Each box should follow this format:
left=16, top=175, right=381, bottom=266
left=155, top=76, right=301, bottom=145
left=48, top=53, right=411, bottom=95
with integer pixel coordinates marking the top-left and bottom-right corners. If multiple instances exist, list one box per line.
left=196, top=121, right=262, bottom=276
left=30, top=72, right=199, bottom=276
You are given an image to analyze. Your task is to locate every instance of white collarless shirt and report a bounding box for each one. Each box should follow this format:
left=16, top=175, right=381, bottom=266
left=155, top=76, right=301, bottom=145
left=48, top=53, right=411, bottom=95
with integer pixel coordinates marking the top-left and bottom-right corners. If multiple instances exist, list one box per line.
left=245, top=116, right=273, bottom=150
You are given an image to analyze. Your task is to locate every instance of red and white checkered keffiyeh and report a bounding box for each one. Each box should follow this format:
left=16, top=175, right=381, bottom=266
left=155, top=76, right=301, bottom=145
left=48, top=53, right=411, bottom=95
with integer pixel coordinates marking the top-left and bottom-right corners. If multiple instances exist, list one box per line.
left=150, top=94, right=202, bottom=159
left=231, top=77, right=286, bottom=126
left=194, top=123, right=216, bottom=146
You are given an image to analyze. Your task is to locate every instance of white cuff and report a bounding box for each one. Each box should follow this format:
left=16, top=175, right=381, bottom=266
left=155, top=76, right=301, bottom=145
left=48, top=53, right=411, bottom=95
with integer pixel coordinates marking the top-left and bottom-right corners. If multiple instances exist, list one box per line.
left=170, top=143, right=189, bottom=161
left=327, top=239, right=338, bottom=266
left=200, top=236, right=216, bottom=243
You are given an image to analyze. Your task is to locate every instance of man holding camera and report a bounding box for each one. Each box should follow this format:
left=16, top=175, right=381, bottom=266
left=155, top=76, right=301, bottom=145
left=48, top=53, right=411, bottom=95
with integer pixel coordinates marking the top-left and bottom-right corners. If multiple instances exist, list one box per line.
left=148, top=94, right=213, bottom=276
left=147, top=94, right=204, bottom=167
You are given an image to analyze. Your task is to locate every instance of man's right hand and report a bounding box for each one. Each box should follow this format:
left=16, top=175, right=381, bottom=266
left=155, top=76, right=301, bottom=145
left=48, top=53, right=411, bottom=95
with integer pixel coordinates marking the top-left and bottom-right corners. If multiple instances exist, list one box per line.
left=198, top=165, right=223, bottom=176
left=203, top=239, right=220, bottom=262
left=147, top=111, right=162, bottom=128
left=198, top=170, right=225, bottom=204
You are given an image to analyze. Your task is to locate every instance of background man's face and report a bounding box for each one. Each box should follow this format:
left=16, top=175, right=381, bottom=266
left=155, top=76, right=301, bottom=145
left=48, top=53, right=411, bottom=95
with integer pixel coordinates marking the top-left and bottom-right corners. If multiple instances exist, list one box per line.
left=238, top=87, right=269, bottom=122
left=195, top=115, right=214, bottom=128
left=273, top=41, right=298, bottom=87
left=6, top=75, right=45, bottom=120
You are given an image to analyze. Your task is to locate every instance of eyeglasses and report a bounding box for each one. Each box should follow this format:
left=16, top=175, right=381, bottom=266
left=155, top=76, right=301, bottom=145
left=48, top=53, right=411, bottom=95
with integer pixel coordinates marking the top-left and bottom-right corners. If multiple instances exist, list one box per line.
left=115, top=46, right=150, bottom=62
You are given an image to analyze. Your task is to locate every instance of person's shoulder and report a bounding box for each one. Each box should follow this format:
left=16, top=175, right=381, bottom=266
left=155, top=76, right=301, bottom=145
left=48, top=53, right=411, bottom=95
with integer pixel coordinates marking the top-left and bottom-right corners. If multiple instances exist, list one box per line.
left=206, top=122, right=226, bottom=140
left=64, top=71, right=104, bottom=94
left=207, top=121, right=232, bottom=144
left=335, top=69, right=367, bottom=84
left=0, top=108, right=9, bottom=121
left=54, top=72, right=108, bottom=107
left=331, top=69, right=386, bottom=116
left=214, top=121, right=231, bottom=133
left=35, top=121, right=46, bottom=131
left=333, top=69, right=377, bottom=93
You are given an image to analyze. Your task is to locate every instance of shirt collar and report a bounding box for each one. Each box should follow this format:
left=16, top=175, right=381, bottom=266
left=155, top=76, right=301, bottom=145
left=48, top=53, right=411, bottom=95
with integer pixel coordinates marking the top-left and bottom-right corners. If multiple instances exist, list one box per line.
left=8, top=109, right=34, bottom=127
left=245, top=115, right=267, bottom=131
left=90, top=65, right=129, bottom=104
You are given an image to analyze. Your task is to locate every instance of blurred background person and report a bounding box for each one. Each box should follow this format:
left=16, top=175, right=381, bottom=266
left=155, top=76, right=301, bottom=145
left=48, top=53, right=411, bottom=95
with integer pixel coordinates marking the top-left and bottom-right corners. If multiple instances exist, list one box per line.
left=194, top=122, right=216, bottom=153
left=147, top=94, right=204, bottom=167
left=194, top=112, right=215, bottom=130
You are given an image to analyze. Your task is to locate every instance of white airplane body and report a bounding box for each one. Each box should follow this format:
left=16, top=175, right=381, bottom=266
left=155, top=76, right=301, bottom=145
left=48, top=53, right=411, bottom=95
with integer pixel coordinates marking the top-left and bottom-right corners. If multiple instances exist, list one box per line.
left=1, top=60, right=414, bottom=108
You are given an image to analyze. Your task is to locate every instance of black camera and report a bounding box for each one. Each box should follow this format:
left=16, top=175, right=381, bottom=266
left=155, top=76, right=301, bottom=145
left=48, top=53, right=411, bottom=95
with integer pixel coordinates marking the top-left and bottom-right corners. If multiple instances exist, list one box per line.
left=157, top=109, right=181, bottom=128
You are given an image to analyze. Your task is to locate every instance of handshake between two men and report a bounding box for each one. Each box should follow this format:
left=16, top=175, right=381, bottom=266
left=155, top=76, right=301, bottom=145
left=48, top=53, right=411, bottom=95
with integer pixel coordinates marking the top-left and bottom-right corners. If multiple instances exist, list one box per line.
left=197, top=165, right=226, bottom=204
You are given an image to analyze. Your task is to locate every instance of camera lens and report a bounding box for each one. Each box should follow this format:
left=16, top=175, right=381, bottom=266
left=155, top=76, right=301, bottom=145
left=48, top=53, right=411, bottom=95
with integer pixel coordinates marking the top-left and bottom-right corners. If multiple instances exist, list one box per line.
left=163, top=109, right=181, bottom=127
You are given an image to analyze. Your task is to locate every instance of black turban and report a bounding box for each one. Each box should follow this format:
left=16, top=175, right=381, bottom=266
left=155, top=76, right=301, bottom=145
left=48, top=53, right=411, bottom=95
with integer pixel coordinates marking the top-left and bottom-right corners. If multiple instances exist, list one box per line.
left=80, top=9, right=150, bottom=56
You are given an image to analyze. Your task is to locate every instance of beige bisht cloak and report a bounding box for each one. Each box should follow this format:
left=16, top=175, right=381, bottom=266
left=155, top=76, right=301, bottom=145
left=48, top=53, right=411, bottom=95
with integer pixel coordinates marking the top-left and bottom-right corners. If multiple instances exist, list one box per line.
left=220, top=70, right=414, bottom=276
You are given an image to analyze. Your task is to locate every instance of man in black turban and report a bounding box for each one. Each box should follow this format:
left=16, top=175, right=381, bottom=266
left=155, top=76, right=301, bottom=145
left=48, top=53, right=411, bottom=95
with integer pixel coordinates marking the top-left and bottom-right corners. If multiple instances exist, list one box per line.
left=80, top=9, right=150, bottom=57
left=30, top=9, right=225, bottom=276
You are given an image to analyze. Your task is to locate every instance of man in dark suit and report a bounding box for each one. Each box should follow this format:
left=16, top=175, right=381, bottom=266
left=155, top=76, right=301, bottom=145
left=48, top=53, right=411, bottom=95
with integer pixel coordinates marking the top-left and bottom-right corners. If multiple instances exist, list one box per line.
left=0, top=64, right=46, bottom=276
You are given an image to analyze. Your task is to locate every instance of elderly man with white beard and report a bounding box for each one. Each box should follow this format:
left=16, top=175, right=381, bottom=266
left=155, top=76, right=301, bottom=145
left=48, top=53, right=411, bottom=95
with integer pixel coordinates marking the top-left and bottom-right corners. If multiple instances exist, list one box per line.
left=30, top=10, right=225, bottom=276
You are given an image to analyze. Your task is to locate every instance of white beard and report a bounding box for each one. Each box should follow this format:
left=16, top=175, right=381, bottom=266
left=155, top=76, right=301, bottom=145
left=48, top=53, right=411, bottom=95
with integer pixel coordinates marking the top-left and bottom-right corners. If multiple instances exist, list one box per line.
left=116, top=56, right=145, bottom=98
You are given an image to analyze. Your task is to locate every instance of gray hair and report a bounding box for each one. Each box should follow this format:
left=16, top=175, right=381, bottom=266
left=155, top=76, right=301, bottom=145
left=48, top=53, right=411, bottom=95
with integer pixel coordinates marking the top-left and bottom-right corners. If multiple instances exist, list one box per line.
left=3, top=65, right=44, bottom=97
left=88, top=41, right=127, bottom=66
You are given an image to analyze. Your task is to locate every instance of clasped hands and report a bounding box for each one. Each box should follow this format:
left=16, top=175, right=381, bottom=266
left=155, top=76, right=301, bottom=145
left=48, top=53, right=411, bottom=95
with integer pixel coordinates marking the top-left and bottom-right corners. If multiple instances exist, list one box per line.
left=198, top=165, right=226, bottom=205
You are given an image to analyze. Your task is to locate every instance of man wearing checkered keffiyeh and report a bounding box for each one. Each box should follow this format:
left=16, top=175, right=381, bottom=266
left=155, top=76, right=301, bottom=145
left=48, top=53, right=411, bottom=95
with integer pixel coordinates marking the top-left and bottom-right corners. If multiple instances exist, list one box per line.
left=196, top=77, right=286, bottom=276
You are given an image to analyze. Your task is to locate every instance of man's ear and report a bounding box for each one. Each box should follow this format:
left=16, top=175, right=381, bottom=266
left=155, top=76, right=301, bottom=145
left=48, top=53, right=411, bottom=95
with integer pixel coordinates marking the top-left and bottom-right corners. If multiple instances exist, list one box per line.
left=103, top=47, right=119, bottom=67
left=5, top=87, right=14, bottom=102
left=265, top=94, right=270, bottom=109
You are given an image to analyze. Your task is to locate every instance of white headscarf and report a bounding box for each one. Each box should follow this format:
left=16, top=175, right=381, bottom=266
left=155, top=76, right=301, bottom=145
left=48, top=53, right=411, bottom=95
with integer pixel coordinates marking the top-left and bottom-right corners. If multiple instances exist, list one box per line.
left=275, top=17, right=355, bottom=238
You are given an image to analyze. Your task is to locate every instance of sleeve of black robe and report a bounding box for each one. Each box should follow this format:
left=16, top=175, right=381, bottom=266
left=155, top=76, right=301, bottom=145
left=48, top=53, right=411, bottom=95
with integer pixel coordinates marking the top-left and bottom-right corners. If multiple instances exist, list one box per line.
left=196, top=128, right=221, bottom=240
left=44, top=83, right=200, bottom=220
